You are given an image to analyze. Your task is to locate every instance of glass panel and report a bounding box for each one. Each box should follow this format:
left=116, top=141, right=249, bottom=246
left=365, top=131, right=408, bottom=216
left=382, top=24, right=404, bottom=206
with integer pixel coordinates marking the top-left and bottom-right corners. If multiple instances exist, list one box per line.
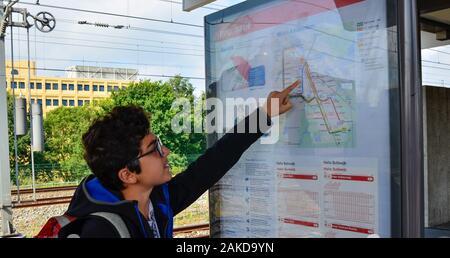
left=206, top=0, right=400, bottom=238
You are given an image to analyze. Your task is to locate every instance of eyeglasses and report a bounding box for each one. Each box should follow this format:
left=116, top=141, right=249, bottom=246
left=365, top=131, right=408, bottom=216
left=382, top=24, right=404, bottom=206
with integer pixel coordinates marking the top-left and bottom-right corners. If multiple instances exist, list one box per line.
left=134, top=136, right=165, bottom=161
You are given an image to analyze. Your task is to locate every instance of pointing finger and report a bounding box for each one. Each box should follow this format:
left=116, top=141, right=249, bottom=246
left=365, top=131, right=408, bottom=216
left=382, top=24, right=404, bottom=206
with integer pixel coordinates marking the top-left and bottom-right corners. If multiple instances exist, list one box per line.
left=281, top=80, right=301, bottom=98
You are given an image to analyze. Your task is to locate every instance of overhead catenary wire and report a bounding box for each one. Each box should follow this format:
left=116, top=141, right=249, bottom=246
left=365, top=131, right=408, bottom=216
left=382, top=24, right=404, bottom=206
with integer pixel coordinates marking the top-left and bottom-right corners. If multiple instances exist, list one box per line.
left=425, top=48, right=450, bottom=56
left=5, top=56, right=203, bottom=70
left=8, top=32, right=204, bottom=52
left=57, top=18, right=203, bottom=38
left=51, top=29, right=204, bottom=47
left=18, top=1, right=204, bottom=28
left=7, top=37, right=205, bottom=57
left=6, top=65, right=205, bottom=80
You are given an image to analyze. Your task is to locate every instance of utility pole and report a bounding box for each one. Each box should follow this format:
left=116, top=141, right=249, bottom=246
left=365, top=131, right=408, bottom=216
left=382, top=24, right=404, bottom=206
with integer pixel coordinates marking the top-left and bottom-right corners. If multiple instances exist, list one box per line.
left=0, top=1, right=13, bottom=236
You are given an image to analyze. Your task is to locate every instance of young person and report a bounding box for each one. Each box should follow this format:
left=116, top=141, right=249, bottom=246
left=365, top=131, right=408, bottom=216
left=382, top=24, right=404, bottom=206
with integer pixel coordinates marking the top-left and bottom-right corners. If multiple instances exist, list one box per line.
left=58, top=81, right=300, bottom=238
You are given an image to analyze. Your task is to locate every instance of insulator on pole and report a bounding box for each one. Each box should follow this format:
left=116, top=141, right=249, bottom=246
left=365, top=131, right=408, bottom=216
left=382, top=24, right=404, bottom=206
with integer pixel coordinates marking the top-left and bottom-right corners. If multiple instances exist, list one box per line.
left=31, top=103, right=44, bottom=152
left=15, top=97, right=27, bottom=136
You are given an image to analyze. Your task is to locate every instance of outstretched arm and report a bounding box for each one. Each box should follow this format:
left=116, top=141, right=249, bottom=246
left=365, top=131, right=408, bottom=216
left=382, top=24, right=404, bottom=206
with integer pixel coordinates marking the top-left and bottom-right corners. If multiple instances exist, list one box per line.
left=168, top=80, right=300, bottom=215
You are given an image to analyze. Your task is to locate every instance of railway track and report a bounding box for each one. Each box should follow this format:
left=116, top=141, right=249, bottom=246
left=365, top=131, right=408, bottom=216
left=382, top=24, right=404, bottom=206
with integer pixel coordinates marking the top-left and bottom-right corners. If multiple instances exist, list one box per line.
left=12, top=196, right=73, bottom=208
left=174, top=223, right=210, bottom=236
left=11, top=185, right=77, bottom=195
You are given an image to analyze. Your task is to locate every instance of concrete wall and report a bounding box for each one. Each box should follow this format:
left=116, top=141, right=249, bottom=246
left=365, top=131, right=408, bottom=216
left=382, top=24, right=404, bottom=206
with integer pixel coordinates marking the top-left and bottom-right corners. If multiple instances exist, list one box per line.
left=425, top=86, right=450, bottom=227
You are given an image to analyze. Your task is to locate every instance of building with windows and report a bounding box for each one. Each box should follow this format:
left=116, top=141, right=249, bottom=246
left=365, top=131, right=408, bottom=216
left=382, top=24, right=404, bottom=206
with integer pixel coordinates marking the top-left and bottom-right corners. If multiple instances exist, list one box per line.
left=5, top=60, right=135, bottom=114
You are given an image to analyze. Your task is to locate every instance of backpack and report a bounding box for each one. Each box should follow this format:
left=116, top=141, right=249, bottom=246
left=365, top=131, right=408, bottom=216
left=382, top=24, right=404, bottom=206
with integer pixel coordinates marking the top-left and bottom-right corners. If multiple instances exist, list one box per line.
left=35, top=212, right=131, bottom=238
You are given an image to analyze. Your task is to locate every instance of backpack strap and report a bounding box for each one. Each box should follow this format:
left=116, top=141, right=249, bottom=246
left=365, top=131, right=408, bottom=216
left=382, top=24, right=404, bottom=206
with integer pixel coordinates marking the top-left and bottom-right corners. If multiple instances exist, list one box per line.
left=90, top=212, right=131, bottom=238
left=35, top=214, right=77, bottom=238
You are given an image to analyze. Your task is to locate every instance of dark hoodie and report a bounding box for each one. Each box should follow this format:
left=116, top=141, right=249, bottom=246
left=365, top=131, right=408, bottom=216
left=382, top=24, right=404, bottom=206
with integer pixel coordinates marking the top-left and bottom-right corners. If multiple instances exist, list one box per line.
left=59, top=109, right=272, bottom=238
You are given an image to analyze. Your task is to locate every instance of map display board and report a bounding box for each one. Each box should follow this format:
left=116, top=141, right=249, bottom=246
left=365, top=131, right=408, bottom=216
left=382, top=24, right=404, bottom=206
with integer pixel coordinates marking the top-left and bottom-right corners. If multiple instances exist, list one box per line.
left=205, top=0, right=399, bottom=238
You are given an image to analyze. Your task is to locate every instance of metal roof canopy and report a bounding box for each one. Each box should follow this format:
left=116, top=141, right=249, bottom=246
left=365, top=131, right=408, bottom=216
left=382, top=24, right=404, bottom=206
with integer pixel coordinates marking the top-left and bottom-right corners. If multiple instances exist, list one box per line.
left=419, top=0, right=450, bottom=44
left=183, top=0, right=216, bottom=12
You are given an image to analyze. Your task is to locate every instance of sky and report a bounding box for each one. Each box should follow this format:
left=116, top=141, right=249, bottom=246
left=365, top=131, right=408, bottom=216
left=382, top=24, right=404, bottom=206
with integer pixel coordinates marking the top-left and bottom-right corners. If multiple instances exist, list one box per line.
left=4, top=0, right=245, bottom=96
left=4, top=0, right=450, bottom=95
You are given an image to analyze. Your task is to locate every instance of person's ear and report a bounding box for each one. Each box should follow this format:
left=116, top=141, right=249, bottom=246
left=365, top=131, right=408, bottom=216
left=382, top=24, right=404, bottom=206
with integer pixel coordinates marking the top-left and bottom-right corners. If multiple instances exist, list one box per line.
left=117, top=168, right=138, bottom=185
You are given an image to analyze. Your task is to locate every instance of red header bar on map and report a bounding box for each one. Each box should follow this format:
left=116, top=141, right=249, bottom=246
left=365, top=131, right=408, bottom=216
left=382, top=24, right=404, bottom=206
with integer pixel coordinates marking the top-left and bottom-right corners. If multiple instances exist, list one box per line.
left=331, top=174, right=375, bottom=182
left=283, top=218, right=319, bottom=228
left=282, top=174, right=318, bottom=180
left=215, top=0, right=364, bottom=41
left=330, top=223, right=374, bottom=234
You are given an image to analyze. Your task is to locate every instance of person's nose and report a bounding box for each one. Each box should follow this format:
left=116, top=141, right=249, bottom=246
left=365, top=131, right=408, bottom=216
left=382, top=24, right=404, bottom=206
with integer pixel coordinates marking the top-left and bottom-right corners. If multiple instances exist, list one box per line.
left=163, top=146, right=170, bottom=157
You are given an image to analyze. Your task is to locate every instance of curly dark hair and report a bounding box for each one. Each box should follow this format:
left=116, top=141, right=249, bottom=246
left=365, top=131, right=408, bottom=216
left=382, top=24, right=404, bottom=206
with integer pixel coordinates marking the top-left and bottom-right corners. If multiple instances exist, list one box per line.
left=82, top=106, right=150, bottom=191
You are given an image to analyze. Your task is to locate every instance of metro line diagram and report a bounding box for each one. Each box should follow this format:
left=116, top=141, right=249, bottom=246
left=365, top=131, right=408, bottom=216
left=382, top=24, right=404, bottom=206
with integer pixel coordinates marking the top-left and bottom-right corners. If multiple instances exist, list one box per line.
left=282, top=50, right=356, bottom=148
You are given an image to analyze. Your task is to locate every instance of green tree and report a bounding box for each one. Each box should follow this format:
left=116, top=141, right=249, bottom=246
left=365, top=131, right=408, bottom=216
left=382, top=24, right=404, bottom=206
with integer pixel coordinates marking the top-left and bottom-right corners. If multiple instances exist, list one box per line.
left=43, top=105, right=101, bottom=181
left=102, top=76, right=206, bottom=173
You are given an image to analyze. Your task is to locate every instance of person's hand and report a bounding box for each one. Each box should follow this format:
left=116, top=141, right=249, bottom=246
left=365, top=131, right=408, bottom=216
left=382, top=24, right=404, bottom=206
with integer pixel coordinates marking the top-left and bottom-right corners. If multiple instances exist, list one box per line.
left=263, top=80, right=301, bottom=117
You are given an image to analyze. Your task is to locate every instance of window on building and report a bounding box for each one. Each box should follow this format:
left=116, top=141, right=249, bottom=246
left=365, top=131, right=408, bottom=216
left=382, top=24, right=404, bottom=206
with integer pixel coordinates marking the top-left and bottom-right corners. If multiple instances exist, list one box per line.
left=31, top=98, right=35, bottom=104
left=99, top=85, right=105, bottom=92
left=36, top=83, right=42, bottom=90
left=12, top=82, right=17, bottom=88
left=84, top=85, right=90, bottom=91
left=107, top=86, right=112, bottom=92
left=30, top=82, right=34, bottom=89
left=78, top=100, right=83, bottom=106
left=53, top=99, right=59, bottom=106
left=19, top=82, right=25, bottom=89
left=122, top=86, right=126, bottom=90
left=93, top=85, right=98, bottom=91
left=53, top=83, right=59, bottom=90
left=37, top=99, right=42, bottom=105
left=69, top=84, right=75, bottom=91
left=46, top=99, right=51, bottom=106
left=45, top=83, right=51, bottom=90
left=85, top=100, right=90, bottom=105
left=77, top=84, right=83, bottom=91
left=114, top=86, right=119, bottom=92
left=69, top=100, right=74, bottom=106
left=62, top=84, right=67, bottom=91
left=62, top=99, right=68, bottom=106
